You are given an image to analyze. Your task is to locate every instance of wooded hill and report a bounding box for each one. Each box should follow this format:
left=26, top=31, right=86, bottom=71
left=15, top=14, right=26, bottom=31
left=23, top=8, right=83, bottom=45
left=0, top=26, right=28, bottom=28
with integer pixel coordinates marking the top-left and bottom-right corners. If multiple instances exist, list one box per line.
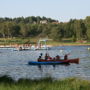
left=0, top=16, right=90, bottom=42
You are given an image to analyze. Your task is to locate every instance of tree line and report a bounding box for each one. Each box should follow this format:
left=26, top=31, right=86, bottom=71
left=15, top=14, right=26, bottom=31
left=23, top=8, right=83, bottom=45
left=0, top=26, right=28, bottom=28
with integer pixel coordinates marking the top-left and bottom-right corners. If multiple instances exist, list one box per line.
left=0, top=16, right=90, bottom=42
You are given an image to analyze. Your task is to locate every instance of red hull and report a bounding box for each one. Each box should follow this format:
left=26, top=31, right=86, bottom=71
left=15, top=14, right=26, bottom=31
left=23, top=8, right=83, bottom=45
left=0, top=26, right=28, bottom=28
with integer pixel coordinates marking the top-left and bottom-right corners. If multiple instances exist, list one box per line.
left=38, top=58, right=79, bottom=64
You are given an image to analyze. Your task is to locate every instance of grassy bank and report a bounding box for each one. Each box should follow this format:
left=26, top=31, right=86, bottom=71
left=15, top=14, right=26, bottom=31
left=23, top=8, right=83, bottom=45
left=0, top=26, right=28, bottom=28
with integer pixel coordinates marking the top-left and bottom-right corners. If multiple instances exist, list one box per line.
left=0, top=76, right=90, bottom=90
left=0, top=37, right=90, bottom=46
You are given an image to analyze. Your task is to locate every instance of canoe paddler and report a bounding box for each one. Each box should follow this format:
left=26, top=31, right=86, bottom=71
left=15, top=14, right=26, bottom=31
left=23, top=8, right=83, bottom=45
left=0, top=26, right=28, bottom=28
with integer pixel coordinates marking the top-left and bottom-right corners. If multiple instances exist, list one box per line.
left=64, top=54, right=68, bottom=60
left=45, top=53, right=48, bottom=60
left=38, top=53, right=43, bottom=62
left=56, top=55, right=60, bottom=60
left=40, top=53, right=43, bottom=57
left=64, top=53, right=70, bottom=60
left=38, top=56, right=41, bottom=62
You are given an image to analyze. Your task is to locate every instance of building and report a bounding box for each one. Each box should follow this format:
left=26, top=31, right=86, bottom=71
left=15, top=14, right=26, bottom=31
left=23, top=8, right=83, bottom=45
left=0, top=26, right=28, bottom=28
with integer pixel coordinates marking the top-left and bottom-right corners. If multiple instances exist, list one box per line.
left=40, top=20, right=47, bottom=24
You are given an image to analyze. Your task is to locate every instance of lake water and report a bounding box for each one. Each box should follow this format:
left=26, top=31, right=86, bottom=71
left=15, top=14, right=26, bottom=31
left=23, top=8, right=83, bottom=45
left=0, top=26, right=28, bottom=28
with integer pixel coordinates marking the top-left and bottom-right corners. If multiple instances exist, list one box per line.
left=0, top=46, right=90, bottom=80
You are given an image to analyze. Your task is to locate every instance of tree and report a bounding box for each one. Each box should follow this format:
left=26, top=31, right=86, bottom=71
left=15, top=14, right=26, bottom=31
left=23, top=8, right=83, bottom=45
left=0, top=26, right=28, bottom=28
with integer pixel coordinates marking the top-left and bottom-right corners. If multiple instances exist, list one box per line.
left=19, top=24, right=29, bottom=37
left=0, top=23, right=7, bottom=38
left=85, top=16, right=90, bottom=40
left=50, top=25, right=63, bottom=41
left=73, top=20, right=83, bottom=41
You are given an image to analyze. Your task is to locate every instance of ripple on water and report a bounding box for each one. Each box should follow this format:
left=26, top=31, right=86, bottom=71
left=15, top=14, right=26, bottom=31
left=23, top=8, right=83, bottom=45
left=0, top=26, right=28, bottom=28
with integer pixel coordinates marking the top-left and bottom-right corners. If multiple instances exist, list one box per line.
left=0, top=46, right=90, bottom=80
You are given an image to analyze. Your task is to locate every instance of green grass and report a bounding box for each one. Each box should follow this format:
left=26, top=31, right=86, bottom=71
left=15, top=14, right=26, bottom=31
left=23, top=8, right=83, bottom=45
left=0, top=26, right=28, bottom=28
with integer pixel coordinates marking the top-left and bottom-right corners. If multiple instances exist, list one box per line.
left=0, top=75, right=90, bottom=90
left=0, top=37, right=90, bottom=46
left=0, top=37, right=35, bottom=45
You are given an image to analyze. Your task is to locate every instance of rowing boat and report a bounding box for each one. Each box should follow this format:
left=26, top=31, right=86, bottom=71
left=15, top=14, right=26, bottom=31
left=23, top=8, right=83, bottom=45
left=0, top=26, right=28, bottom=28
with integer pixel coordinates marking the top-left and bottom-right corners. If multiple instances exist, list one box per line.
left=28, top=58, right=79, bottom=65
left=38, top=58, right=79, bottom=64
left=28, top=61, right=69, bottom=65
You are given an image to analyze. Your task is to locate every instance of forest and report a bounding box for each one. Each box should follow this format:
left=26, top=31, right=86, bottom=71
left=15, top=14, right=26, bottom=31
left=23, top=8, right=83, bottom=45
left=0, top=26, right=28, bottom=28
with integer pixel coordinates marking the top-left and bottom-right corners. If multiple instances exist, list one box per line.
left=0, top=16, right=90, bottom=42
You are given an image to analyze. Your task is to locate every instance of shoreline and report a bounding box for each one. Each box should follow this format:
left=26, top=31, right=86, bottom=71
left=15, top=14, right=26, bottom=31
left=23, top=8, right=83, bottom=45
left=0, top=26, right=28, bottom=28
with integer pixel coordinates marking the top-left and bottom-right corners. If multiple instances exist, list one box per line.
left=0, top=43, right=90, bottom=48
left=53, top=43, right=90, bottom=46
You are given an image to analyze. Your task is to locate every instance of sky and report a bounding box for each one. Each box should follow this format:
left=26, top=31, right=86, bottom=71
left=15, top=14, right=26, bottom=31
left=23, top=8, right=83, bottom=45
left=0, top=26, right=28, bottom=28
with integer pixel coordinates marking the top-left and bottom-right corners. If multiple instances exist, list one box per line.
left=0, top=0, right=90, bottom=22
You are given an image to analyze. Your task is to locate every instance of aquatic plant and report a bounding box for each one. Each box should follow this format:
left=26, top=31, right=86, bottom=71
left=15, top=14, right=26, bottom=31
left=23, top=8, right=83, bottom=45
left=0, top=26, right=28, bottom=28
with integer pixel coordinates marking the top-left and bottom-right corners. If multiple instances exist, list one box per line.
left=0, top=75, right=90, bottom=90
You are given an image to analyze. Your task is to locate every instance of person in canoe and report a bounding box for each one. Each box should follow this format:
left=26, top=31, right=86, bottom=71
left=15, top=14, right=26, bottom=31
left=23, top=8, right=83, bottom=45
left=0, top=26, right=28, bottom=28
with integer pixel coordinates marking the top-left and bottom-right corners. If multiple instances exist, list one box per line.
left=55, top=55, right=60, bottom=60
left=48, top=55, right=52, bottom=60
left=45, top=53, right=52, bottom=60
left=38, top=53, right=43, bottom=61
left=38, top=56, right=41, bottom=62
left=64, top=54, right=68, bottom=60
left=45, top=53, right=48, bottom=60
left=40, top=53, right=43, bottom=58
left=64, top=53, right=70, bottom=60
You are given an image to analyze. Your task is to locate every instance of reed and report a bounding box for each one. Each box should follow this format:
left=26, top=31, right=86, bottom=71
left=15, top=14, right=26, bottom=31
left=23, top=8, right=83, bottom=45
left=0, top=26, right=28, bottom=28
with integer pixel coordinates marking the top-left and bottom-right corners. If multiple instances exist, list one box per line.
left=0, top=75, right=90, bottom=90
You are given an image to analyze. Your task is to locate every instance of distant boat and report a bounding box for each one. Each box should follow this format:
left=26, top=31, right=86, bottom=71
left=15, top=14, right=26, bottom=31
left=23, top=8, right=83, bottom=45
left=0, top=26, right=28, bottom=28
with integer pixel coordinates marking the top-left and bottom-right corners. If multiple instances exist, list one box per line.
left=14, top=45, right=31, bottom=51
left=31, top=38, right=52, bottom=50
left=14, top=38, right=52, bottom=51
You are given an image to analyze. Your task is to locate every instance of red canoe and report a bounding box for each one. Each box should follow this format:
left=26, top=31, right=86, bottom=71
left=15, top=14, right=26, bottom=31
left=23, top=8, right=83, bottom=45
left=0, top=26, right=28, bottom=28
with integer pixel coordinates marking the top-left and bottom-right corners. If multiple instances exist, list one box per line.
left=38, top=58, right=79, bottom=64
